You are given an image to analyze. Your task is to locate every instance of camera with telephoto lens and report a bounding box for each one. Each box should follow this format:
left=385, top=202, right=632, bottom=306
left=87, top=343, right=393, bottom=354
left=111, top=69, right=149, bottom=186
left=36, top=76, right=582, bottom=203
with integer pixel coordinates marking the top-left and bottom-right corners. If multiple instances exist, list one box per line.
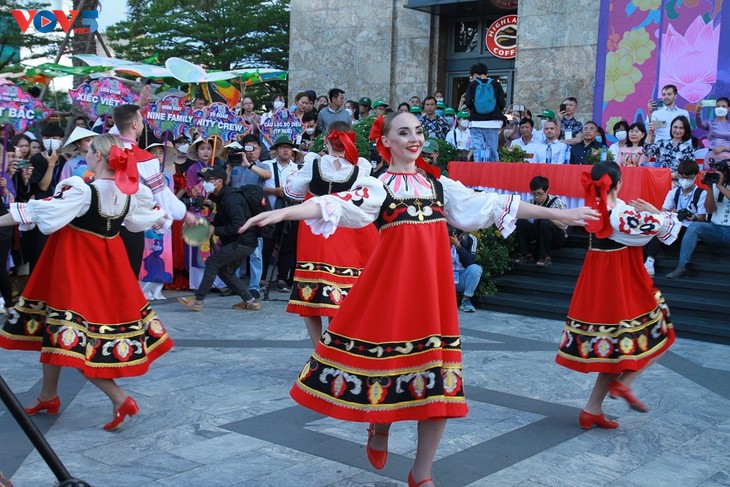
left=181, top=196, right=209, bottom=211
left=676, top=209, right=694, bottom=222
left=701, top=159, right=730, bottom=186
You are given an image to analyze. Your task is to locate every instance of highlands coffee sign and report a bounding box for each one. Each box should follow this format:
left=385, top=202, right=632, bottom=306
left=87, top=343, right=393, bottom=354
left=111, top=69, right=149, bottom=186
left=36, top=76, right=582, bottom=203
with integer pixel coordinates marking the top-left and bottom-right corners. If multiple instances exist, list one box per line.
left=486, top=15, right=518, bottom=59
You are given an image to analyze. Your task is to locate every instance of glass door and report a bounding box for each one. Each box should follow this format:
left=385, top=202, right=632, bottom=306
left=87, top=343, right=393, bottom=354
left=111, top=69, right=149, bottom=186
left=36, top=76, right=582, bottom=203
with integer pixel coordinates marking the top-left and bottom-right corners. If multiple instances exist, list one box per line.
left=447, top=69, right=514, bottom=111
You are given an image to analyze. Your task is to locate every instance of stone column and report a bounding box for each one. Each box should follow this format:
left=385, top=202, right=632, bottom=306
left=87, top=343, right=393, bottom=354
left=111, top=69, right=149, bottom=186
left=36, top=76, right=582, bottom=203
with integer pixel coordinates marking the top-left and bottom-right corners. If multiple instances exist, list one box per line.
left=513, top=0, right=601, bottom=123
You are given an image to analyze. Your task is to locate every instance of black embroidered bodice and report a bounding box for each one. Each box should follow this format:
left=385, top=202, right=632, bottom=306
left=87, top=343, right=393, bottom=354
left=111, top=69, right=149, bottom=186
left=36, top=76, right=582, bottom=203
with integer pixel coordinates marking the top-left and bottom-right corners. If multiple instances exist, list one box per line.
left=376, top=174, right=446, bottom=230
left=69, top=184, right=130, bottom=238
left=309, top=157, right=360, bottom=196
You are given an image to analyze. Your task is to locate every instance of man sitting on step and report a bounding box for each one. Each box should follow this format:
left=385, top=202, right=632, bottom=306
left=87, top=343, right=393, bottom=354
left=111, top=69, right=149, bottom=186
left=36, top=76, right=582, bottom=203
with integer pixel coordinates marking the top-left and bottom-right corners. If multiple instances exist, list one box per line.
left=667, top=160, right=730, bottom=278
left=449, top=225, right=483, bottom=313
left=514, top=176, right=568, bottom=266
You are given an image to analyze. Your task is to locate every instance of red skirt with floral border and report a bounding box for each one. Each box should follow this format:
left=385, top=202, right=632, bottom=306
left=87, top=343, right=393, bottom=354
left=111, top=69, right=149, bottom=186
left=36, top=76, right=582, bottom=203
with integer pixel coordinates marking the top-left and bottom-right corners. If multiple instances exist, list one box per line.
left=0, top=226, right=173, bottom=379
left=555, top=245, right=675, bottom=374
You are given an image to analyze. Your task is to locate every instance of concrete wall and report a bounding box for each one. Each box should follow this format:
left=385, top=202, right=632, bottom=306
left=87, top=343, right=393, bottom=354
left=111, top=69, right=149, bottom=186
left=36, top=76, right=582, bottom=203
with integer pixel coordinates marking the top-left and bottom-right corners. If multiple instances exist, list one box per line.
left=513, top=0, right=600, bottom=123
left=288, top=0, right=435, bottom=107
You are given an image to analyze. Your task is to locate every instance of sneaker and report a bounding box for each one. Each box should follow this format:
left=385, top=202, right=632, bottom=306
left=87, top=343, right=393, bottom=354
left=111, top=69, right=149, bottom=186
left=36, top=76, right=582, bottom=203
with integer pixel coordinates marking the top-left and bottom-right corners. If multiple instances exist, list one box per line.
left=277, top=281, right=291, bottom=293
left=460, top=298, right=476, bottom=313
left=536, top=257, right=552, bottom=266
left=178, top=296, right=203, bottom=311
left=250, top=290, right=261, bottom=299
left=666, top=266, right=687, bottom=279
left=232, top=299, right=261, bottom=311
left=644, top=263, right=655, bottom=277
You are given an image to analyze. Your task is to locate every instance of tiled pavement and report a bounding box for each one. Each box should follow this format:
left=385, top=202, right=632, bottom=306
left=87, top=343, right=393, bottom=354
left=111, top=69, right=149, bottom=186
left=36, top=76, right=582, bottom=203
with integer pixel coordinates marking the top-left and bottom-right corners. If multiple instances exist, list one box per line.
left=1, top=291, right=729, bottom=487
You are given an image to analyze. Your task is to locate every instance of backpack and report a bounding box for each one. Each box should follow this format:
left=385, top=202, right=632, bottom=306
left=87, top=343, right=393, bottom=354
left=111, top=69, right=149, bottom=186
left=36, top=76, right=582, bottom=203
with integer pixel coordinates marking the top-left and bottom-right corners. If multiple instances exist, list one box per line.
left=473, top=78, right=496, bottom=115
left=672, top=186, right=704, bottom=212
left=236, top=184, right=274, bottom=239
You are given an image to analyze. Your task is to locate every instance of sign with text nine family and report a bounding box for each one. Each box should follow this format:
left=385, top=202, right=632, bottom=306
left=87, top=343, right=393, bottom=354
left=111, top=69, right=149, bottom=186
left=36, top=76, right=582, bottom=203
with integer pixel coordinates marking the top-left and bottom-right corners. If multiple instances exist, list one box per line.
left=192, top=103, right=250, bottom=142
left=0, top=85, right=52, bottom=134
left=69, top=78, right=139, bottom=122
left=142, top=96, right=194, bottom=140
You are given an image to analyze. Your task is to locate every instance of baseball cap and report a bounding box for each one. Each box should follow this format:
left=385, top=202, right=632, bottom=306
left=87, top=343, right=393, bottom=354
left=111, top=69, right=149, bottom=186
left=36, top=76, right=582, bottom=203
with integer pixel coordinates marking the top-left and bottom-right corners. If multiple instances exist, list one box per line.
left=422, top=139, right=439, bottom=154
left=358, top=97, right=372, bottom=107
left=197, top=165, right=227, bottom=180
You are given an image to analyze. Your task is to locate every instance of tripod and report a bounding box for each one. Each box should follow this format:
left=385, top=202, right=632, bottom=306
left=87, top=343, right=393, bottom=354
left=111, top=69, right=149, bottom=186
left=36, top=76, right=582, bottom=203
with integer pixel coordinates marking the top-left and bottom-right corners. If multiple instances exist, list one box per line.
left=0, top=376, right=91, bottom=487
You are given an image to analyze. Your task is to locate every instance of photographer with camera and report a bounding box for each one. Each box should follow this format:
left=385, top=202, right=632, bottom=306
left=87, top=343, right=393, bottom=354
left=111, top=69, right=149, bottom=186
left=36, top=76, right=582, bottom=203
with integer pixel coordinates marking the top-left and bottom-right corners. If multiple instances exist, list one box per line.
left=643, top=158, right=706, bottom=276
left=262, top=135, right=300, bottom=293
left=449, top=225, right=483, bottom=313
left=178, top=166, right=261, bottom=311
left=666, top=159, right=730, bottom=278
left=227, top=135, right=272, bottom=298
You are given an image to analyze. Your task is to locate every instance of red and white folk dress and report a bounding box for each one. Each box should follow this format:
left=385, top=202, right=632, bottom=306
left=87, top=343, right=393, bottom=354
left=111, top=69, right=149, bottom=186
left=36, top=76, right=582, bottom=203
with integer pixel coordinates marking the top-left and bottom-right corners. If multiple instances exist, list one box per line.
left=284, top=155, right=378, bottom=317
left=289, top=171, right=520, bottom=423
left=0, top=177, right=173, bottom=379
left=556, top=199, right=680, bottom=373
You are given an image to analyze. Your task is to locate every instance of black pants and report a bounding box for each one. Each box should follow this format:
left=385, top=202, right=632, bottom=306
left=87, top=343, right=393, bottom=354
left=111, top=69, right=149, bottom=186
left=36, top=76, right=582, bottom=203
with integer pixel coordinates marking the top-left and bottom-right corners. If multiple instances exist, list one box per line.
left=196, top=241, right=256, bottom=302
left=262, top=221, right=297, bottom=284
left=23, top=227, right=49, bottom=274
left=120, top=227, right=145, bottom=276
left=644, top=225, right=687, bottom=260
left=0, top=227, right=13, bottom=307
left=516, top=219, right=566, bottom=259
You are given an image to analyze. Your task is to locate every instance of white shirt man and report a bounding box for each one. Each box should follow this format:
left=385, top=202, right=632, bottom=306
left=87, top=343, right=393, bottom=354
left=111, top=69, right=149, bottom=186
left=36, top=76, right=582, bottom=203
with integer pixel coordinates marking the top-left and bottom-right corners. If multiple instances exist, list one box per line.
left=532, top=120, right=568, bottom=164
left=648, top=85, right=690, bottom=142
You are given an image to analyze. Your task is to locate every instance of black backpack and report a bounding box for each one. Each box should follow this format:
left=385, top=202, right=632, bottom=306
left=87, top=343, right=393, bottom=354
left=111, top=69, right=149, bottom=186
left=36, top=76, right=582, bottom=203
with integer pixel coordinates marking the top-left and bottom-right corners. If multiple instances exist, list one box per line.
left=672, top=186, right=704, bottom=212
left=236, top=184, right=274, bottom=239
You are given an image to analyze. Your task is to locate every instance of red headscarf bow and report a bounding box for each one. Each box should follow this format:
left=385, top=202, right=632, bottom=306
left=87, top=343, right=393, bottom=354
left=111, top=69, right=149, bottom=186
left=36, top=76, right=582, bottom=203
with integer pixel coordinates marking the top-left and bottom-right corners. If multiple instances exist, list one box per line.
left=368, top=115, right=441, bottom=179
left=581, top=172, right=613, bottom=238
left=327, top=129, right=359, bottom=165
left=108, top=145, right=140, bottom=195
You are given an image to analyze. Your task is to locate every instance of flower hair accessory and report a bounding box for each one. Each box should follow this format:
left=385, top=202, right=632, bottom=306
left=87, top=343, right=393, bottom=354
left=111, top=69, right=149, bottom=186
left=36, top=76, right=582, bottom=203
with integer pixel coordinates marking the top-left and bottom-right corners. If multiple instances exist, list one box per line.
left=108, top=145, right=139, bottom=195
left=327, top=129, right=359, bottom=165
left=581, top=172, right=613, bottom=238
left=368, top=115, right=442, bottom=179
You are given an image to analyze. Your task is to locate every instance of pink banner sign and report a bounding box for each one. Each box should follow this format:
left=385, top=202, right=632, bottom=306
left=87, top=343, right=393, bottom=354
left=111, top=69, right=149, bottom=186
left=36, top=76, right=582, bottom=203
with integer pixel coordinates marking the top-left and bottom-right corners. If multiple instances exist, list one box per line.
left=0, top=84, right=52, bottom=133
left=69, top=77, right=139, bottom=122
left=260, top=108, right=303, bottom=140
left=142, top=95, right=194, bottom=140
left=191, top=102, right=250, bottom=142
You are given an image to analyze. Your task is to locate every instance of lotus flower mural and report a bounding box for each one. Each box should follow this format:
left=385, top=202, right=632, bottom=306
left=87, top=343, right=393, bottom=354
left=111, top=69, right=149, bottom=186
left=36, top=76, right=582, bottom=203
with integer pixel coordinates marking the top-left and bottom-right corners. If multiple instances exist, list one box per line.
left=659, top=16, right=721, bottom=103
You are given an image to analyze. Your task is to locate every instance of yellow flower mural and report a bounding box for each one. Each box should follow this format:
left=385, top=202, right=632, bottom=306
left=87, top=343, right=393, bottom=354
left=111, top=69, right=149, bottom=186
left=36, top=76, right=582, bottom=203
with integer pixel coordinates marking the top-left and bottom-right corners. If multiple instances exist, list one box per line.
left=604, top=49, right=643, bottom=103
left=618, top=28, right=656, bottom=65
left=605, top=116, right=624, bottom=132
left=631, top=0, right=661, bottom=11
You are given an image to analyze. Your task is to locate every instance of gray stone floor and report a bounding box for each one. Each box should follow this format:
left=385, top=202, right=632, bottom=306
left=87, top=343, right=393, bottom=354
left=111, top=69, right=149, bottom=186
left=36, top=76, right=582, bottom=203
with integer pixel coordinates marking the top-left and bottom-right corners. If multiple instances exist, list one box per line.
left=1, top=291, right=729, bottom=487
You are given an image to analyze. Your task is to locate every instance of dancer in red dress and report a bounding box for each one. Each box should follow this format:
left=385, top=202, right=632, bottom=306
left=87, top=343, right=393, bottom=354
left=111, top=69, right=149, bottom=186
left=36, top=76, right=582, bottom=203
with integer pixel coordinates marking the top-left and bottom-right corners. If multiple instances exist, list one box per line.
left=284, top=121, right=378, bottom=347
left=241, top=112, right=597, bottom=486
left=556, top=162, right=680, bottom=429
left=0, top=134, right=172, bottom=431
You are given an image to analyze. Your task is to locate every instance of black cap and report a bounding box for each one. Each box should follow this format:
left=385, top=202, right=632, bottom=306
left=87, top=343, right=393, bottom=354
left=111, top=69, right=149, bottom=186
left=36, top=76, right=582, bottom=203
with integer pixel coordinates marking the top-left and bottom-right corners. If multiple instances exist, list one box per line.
left=197, top=165, right=227, bottom=180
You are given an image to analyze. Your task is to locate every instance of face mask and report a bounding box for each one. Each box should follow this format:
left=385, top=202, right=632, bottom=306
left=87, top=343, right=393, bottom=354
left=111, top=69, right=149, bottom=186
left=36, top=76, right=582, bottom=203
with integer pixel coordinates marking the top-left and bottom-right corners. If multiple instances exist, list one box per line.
left=435, top=109, right=444, bottom=117
left=715, top=107, right=729, bottom=117
left=435, top=98, right=444, bottom=103
left=615, top=131, right=627, bottom=141
left=176, top=144, right=189, bottom=154
left=595, top=135, right=603, bottom=144
left=43, top=139, right=62, bottom=152
left=678, top=178, right=695, bottom=190
left=459, top=120, right=470, bottom=129
left=273, top=101, right=285, bottom=110
left=305, top=127, right=315, bottom=135
left=444, top=116, right=454, bottom=125
left=202, top=181, right=216, bottom=193
left=345, top=108, right=353, bottom=117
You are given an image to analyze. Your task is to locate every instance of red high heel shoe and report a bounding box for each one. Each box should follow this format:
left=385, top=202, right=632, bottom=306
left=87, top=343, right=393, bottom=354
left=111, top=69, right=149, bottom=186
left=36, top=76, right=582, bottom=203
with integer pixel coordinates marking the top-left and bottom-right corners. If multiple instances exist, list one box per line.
left=579, top=410, right=618, bottom=429
left=103, top=396, right=139, bottom=431
left=24, top=396, right=60, bottom=416
left=408, top=470, right=433, bottom=487
left=366, top=423, right=389, bottom=470
left=608, top=380, right=649, bottom=412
